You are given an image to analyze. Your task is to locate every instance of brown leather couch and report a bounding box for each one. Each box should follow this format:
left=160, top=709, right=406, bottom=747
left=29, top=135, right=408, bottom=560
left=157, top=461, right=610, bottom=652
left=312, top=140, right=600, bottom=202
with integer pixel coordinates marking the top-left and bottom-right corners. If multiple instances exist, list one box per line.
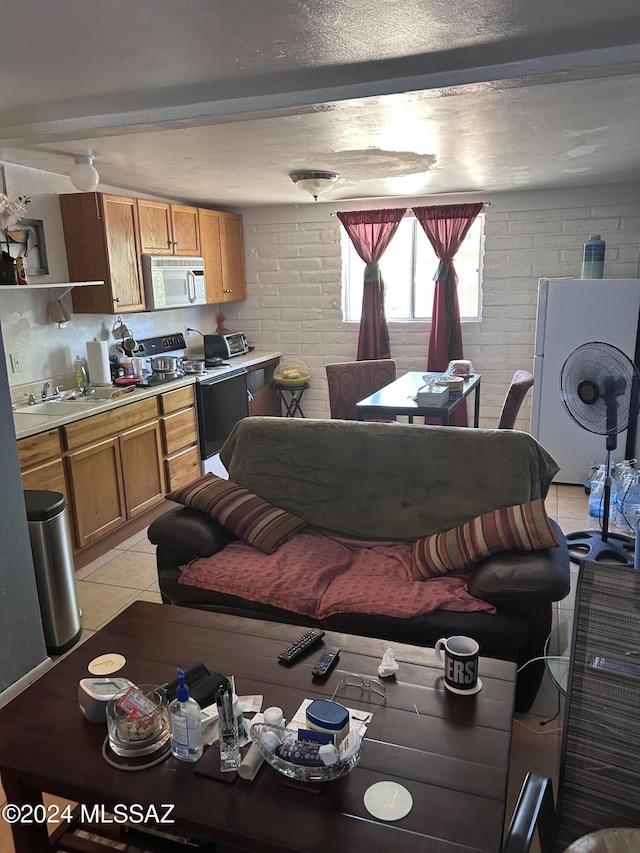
left=149, top=417, right=570, bottom=712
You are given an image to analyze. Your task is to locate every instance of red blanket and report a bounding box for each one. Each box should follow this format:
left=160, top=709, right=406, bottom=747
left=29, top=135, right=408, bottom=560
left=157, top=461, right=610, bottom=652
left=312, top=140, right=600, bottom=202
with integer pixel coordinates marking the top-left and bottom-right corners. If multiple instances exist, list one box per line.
left=178, top=533, right=495, bottom=618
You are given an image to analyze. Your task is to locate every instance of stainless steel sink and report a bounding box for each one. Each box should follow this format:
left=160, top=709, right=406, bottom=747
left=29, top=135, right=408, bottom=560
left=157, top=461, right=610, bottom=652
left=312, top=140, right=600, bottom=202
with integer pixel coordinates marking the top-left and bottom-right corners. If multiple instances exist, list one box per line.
left=15, top=398, right=104, bottom=415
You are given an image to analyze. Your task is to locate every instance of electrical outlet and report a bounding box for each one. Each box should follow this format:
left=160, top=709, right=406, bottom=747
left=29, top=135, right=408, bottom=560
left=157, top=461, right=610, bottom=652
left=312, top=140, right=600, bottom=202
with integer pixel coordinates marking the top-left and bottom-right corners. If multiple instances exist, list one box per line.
left=9, top=352, right=21, bottom=373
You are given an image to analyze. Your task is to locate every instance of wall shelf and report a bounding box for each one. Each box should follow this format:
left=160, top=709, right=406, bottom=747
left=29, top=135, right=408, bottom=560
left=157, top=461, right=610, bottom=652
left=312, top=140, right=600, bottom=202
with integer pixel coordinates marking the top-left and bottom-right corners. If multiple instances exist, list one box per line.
left=0, top=280, right=103, bottom=292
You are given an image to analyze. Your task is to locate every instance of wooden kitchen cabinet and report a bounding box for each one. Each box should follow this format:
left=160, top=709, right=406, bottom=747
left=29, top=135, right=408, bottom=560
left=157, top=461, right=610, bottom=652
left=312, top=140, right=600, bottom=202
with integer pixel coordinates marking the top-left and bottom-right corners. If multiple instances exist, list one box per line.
left=137, top=200, right=200, bottom=256
left=159, top=386, right=201, bottom=490
left=66, top=437, right=126, bottom=549
left=60, top=192, right=145, bottom=314
left=18, top=429, right=68, bottom=503
left=199, top=208, right=246, bottom=303
left=63, top=397, right=165, bottom=548
left=119, top=421, right=166, bottom=517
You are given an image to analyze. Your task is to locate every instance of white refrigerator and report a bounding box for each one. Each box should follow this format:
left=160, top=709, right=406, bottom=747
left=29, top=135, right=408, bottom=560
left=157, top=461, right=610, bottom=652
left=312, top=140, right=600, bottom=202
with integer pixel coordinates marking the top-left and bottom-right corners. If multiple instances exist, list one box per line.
left=531, top=277, right=640, bottom=484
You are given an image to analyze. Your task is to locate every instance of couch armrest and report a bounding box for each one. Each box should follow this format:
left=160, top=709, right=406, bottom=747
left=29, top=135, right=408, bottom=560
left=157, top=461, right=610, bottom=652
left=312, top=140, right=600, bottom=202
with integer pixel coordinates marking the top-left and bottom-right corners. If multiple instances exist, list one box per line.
left=467, top=520, right=570, bottom=605
left=148, top=505, right=236, bottom=565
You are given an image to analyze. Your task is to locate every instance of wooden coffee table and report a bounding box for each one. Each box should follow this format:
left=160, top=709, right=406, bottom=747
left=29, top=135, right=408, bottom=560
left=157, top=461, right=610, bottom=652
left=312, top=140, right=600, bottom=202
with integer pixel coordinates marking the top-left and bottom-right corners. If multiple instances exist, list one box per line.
left=0, top=602, right=516, bottom=853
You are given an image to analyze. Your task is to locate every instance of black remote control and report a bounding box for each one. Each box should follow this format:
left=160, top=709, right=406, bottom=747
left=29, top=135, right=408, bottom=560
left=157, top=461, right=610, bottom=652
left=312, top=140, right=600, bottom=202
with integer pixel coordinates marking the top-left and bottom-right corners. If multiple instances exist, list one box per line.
left=311, top=645, right=340, bottom=678
left=278, top=629, right=325, bottom=663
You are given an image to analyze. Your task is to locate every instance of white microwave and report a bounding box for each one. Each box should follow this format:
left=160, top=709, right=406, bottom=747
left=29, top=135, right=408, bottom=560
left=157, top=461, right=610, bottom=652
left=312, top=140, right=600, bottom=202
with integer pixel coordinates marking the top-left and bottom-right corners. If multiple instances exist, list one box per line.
left=142, top=255, right=207, bottom=310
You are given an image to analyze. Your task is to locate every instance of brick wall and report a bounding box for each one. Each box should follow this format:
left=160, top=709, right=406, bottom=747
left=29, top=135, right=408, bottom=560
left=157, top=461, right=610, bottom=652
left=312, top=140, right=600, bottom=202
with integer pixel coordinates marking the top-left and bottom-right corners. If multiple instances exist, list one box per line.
left=222, top=184, right=640, bottom=429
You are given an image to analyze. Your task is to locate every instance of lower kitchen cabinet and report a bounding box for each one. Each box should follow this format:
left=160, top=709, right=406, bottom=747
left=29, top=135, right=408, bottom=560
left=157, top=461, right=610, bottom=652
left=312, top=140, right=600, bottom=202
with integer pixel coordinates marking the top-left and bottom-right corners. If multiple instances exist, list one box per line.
left=66, top=437, right=126, bottom=548
left=62, top=397, right=166, bottom=549
left=159, top=386, right=201, bottom=490
left=18, top=429, right=68, bottom=504
left=119, top=421, right=166, bottom=517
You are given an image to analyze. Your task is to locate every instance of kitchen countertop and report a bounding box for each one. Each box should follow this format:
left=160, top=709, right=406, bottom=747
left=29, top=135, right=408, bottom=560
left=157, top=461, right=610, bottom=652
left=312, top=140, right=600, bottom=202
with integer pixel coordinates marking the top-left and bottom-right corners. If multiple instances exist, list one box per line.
left=13, top=350, right=282, bottom=440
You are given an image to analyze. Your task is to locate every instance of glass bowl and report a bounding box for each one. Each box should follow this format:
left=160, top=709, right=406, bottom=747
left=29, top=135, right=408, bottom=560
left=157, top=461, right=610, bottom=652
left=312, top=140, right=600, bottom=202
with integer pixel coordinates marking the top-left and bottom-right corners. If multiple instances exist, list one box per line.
left=106, top=685, right=170, bottom=758
left=250, top=723, right=361, bottom=783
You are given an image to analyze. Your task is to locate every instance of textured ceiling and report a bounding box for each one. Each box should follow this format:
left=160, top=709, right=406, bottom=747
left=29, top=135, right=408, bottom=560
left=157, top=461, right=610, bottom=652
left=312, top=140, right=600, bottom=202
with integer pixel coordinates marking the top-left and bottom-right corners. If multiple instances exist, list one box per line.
left=2, top=0, right=640, bottom=207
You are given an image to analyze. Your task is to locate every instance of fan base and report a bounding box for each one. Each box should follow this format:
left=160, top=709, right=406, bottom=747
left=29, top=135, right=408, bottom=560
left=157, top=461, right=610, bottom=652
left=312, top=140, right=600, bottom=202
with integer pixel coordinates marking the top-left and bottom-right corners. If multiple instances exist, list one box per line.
left=566, top=529, right=635, bottom=566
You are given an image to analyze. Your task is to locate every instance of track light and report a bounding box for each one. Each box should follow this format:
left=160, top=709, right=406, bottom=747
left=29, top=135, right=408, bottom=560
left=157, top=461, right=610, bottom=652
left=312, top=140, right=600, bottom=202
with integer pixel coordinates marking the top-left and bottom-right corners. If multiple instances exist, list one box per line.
left=70, top=154, right=100, bottom=192
left=290, top=170, right=340, bottom=201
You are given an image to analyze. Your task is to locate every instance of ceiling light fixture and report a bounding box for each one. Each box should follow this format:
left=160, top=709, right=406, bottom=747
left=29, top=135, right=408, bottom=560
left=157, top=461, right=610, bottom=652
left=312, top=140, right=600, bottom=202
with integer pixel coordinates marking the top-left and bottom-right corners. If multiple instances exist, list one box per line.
left=70, top=154, right=100, bottom=192
left=290, top=170, right=340, bottom=201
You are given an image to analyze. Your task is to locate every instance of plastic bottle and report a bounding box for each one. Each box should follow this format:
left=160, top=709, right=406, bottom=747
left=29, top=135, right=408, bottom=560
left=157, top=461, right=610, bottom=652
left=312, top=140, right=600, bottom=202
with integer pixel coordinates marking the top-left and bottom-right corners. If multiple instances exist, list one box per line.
left=619, top=475, right=640, bottom=536
left=588, top=466, right=617, bottom=522
left=74, top=356, right=88, bottom=391
left=169, top=667, right=203, bottom=762
left=581, top=235, right=606, bottom=279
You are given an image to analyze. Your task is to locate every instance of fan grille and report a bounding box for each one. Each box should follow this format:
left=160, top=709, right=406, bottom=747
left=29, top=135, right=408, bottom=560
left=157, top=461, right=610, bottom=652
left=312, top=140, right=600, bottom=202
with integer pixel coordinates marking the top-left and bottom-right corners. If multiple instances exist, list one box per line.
left=559, top=342, right=640, bottom=436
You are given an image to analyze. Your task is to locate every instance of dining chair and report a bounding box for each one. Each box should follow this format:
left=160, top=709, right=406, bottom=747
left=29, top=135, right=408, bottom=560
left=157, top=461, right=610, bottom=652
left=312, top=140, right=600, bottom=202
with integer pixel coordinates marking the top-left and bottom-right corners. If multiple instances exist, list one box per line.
left=326, top=359, right=397, bottom=420
left=497, top=369, right=535, bottom=429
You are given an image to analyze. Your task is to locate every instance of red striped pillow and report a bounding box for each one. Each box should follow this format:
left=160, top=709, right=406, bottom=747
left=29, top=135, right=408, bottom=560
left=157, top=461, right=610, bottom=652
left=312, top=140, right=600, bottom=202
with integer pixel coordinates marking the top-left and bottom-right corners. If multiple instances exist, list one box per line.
left=411, top=499, right=559, bottom=580
left=167, top=474, right=307, bottom=554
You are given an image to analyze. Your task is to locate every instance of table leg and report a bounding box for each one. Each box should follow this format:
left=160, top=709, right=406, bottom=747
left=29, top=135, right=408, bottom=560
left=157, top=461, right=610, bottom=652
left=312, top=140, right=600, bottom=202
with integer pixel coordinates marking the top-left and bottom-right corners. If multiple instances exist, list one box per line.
left=473, top=381, right=481, bottom=428
left=2, top=772, right=50, bottom=852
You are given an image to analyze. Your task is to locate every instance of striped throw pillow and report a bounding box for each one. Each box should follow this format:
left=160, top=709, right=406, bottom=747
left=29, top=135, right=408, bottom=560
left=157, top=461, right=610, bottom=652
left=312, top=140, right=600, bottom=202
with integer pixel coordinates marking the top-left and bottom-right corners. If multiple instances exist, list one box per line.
left=167, top=474, right=307, bottom=554
left=411, top=499, right=559, bottom=580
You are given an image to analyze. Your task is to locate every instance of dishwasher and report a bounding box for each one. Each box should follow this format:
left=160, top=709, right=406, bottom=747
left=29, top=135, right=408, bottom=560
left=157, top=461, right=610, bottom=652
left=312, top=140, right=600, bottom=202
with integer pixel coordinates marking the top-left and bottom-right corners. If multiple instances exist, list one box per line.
left=195, top=368, right=249, bottom=466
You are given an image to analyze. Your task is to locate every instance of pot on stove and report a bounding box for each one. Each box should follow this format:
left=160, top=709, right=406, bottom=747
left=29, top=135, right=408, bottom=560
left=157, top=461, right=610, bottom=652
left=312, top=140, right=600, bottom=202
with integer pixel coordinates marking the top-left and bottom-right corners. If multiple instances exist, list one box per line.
left=148, top=355, right=183, bottom=373
left=182, top=359, right=206, bottom=375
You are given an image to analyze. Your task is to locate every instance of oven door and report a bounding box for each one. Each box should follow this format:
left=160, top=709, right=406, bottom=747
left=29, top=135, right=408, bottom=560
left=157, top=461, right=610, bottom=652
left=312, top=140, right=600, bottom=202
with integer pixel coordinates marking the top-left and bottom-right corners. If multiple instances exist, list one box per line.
left=195, top=372, right=249, bottom=459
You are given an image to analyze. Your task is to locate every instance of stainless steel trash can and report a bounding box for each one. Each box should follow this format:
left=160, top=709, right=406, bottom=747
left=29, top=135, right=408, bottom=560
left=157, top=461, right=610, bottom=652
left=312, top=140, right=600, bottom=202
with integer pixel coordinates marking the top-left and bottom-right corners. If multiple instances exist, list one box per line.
left=24, top=490, right=82, bottom=655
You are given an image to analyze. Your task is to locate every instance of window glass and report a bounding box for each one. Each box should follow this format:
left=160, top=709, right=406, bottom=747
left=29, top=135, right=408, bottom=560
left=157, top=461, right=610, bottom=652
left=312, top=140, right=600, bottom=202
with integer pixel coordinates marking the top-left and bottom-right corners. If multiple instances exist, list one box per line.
left=343, top=215, right=483, bottom=322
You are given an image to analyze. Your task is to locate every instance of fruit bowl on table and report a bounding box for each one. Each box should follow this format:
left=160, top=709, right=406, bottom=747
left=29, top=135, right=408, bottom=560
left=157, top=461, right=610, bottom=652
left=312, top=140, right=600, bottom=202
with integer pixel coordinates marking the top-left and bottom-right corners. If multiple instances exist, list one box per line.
left=249, top=723, right=361, bottom=783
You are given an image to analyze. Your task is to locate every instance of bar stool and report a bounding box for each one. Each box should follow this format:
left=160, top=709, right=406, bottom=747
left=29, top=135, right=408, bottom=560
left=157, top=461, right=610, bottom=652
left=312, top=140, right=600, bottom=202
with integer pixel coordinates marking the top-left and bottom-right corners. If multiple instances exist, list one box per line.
left=275, top=381, right=309, bottom=417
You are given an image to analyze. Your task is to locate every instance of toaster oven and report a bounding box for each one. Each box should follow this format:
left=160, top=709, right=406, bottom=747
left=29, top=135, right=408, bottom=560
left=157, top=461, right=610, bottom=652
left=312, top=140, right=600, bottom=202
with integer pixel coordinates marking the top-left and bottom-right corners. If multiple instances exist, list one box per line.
left=204, top=333, right=249, bottom=360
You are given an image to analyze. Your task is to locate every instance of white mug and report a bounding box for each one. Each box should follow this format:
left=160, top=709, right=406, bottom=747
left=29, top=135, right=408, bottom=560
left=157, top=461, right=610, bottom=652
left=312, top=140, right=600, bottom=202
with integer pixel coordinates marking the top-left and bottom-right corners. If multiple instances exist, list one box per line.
left=435, top=635, right=480, bottom=693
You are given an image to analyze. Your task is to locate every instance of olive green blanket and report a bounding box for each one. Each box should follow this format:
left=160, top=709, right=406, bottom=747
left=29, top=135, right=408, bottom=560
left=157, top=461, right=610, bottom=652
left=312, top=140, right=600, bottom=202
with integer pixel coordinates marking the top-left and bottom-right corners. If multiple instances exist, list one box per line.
left=220, top=418, right=560, bottom=541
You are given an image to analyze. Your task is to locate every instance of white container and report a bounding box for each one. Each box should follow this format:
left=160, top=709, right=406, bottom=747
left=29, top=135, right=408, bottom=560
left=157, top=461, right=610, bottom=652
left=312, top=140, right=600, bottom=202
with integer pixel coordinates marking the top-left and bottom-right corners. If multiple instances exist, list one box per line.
left=415, top=386, right=449, bottom=406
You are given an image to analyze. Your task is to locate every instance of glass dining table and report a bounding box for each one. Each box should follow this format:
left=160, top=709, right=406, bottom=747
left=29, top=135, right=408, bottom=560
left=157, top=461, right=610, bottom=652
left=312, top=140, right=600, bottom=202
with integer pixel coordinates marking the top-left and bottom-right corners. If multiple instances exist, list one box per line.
left=356, top=371, right=482, bottom=426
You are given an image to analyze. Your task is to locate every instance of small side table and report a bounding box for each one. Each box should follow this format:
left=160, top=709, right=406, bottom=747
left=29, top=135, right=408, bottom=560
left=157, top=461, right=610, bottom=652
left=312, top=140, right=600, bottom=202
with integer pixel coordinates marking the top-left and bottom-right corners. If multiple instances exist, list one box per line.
left=275, top=382, right=309, bottom=417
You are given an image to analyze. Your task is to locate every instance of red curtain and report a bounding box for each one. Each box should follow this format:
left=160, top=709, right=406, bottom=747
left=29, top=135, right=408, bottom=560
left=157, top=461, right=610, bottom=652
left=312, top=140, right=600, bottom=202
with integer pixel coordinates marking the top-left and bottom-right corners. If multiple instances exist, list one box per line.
left=413, top=202, right=484, bottom=426
left=337, top=208, right=406, bottom=360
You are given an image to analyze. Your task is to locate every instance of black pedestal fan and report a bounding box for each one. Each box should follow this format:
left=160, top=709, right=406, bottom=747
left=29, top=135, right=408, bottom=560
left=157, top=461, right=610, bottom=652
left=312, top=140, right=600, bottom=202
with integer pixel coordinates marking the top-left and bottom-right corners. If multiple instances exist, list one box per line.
left=559, top=341, right=640, bottom=565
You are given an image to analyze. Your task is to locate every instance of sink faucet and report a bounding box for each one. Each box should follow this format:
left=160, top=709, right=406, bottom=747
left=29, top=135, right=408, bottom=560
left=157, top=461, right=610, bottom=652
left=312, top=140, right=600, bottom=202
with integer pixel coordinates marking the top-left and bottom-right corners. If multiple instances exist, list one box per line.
left=41, top=382, right=51, bottom=400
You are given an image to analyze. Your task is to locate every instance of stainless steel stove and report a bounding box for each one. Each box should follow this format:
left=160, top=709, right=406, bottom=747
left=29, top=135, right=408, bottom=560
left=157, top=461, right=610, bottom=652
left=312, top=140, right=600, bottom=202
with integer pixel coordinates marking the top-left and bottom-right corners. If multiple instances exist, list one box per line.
left=135, top=332, right=247, bottom=386
left=136, top=332, right=250, bottom=464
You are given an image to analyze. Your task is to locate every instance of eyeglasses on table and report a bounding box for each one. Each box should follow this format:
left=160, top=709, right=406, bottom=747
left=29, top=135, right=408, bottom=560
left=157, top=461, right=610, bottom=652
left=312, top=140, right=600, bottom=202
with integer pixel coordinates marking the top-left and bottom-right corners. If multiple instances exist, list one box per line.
left=330, top=673, right=387, bottom=711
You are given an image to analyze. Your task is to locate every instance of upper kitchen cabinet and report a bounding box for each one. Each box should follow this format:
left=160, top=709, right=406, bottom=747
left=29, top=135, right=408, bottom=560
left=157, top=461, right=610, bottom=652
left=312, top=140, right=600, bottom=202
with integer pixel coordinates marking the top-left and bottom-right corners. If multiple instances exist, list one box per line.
left=137, top=200, right=200, bottom=256
left=199, top=209, right=246, bottom=303
left=60, top=193, right=145, bottom=314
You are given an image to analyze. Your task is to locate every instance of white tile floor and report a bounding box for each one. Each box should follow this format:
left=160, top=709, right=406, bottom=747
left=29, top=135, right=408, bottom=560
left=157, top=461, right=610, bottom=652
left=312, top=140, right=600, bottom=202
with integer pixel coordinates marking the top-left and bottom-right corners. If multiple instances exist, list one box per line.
left=0, top=483, right=595, bottom=852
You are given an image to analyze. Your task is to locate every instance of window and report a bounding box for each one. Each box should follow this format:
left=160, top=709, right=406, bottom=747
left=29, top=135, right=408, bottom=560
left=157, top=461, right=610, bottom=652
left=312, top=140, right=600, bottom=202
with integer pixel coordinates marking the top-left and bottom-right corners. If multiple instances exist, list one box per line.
left=342, top=214, right=483, bottom=322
